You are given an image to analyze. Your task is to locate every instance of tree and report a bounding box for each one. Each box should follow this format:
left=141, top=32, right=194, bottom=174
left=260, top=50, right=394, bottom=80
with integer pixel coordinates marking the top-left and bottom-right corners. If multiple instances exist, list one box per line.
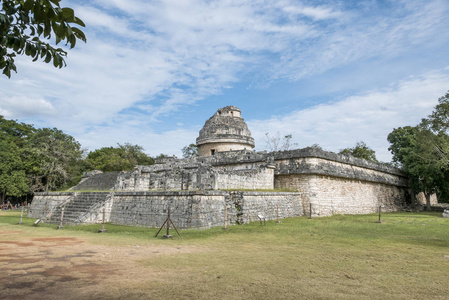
left=86, top=143, right=154, bottom=172
left=339, top=141, right=378, bottom=162
left=182, top=144, right=198, bottom=158
left=0, top=139, right=28, bottom=202
left=387, top=91, right=449, bottom=208
left=0, top=116, right=35, bottom=201
left=28, top=127, right=84, bottom=191
left=1, top=0, right=86, bottom=77
left=265, top=132, right=297, bottom=152
left=387, top=126, right=444, bottom=210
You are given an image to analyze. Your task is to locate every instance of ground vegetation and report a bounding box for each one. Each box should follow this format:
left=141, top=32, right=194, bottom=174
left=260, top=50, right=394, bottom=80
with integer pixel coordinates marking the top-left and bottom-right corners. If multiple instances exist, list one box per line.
left=0, top=211, right=447, bottom=299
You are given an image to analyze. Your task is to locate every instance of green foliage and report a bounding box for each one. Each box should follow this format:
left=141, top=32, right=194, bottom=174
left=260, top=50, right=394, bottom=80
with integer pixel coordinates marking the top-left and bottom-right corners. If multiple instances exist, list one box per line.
left=387, top=91, right=449, bottom=206
left=181, top=143, right=198, bottom=158
left=0, top=0, right=86, bottom=77
left=28, top=127, right=84, bottom=191
left=86, top=143, right=154, bottom=172
left=0, top=115, right=84, bottom=197
left=339, top=141, right=378, bottom=162
left=0, top=140, right=28, bottom=201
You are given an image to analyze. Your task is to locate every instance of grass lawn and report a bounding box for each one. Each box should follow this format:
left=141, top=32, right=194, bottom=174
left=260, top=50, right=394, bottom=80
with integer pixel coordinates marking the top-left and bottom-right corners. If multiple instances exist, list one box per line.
left=0, top=210, right=448, bottom=299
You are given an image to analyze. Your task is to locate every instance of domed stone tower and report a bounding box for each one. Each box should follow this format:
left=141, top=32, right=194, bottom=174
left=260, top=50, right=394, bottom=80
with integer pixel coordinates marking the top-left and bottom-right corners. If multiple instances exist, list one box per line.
left=196, top=106, right=255, bottom=156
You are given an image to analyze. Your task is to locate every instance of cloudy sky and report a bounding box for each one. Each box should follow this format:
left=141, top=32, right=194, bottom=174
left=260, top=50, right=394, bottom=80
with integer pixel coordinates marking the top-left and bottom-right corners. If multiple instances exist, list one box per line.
left=1, top=0, right=449, bottom=162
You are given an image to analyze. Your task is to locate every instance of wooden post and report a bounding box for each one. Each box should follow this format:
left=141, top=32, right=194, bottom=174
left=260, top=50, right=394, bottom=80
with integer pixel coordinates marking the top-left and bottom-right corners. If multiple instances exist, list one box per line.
left=309, top=203, right=312, bottom=219
left=276, top=203, right=281, bottom=223
left=165, top=207, right=171, bottom=238
left=155, top=206, right=180, bottom=238
left=57, top=206, right=65, bottom=229
left=98, top=206, right=107, bottom=233
left=376, top=205, right=382, bottom=223
left=18, top=205, right=24, bottom=224
left=223, top=203, right=228, bottom=229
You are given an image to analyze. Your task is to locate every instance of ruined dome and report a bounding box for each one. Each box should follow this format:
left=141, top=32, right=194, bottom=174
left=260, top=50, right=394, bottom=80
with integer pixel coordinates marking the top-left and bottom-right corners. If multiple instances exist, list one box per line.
left=196, top=106, right=255, bottom=156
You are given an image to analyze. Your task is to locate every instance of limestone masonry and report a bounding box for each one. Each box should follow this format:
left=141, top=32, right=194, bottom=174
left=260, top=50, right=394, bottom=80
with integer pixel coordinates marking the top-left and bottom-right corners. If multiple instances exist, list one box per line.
left=30, top=106, right=421, bottom=229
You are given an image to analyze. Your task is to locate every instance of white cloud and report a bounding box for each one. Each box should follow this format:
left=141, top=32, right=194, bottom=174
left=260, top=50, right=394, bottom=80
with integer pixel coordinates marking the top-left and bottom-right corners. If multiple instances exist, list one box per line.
left=0, top=95, right=55, bottom=119
left=248, top=70, right=449, bottom=162
left=1, top=0, right=448, bottom=161
left=282, top=3, right=343, bottom=20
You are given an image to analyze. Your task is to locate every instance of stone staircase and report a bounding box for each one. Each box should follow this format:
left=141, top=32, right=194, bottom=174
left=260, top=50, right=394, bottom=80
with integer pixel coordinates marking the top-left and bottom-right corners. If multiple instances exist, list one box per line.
left=48, top=192, right=111, bottom=225
left=71, top=172, right=120, bottom=191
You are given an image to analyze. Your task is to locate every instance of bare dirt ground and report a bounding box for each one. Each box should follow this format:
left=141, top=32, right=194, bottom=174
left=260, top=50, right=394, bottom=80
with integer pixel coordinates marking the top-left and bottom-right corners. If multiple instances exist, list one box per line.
left=0, top=230, right=197, bottom=300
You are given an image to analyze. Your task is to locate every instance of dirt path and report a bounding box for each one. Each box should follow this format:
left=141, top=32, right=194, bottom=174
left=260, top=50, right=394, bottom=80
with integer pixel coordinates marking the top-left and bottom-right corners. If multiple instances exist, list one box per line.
left=0, top=230, right=197, bottom=299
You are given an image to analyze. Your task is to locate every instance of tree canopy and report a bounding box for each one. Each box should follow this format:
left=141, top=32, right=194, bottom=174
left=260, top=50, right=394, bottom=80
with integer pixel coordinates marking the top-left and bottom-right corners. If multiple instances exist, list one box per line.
left=85, top=143, right=154, bottom=172
left=0, top=0, right=86, bottom=77
left=181, top=144, right=198, bottom=158
left=0, top=116, right=84, bottom=202
left=387, top=91, right=449, bottom=208
left=0, top=116, right=161, bottom=202
left=339, top=141, right=378, bottom=162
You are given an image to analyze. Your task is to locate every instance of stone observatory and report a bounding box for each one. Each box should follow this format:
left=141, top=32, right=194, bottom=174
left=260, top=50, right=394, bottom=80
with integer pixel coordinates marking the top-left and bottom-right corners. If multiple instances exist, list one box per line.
left=29, top=105, right=425, bottom=230
left=196, top=106, right=255, bottom=156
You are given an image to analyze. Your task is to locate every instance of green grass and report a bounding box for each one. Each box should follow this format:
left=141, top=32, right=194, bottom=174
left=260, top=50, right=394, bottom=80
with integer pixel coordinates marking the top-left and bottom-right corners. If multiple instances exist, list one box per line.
left=1, top=210, right=448, bottom=299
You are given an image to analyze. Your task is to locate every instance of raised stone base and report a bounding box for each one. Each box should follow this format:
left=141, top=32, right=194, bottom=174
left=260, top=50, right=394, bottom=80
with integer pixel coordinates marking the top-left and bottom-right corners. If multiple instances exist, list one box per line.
left=29, top=191, right=302, bottom=229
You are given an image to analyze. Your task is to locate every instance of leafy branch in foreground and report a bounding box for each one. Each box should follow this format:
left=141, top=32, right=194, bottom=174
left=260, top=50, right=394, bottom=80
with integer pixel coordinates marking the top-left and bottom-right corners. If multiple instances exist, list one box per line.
left=0, top=0, right=86, bottom=77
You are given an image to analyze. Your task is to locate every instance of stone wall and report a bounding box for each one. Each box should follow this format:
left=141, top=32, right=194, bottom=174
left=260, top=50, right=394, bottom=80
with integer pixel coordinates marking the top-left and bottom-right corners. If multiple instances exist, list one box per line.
left=28, top=191, right=302, bottom=229
left=198, top=142, right=253, bottom=157
left=215, top=166, right=275, bottom=190
left=114, top=161, right=275, bottom=192
left=275, top=174, right=406, bottom=217
left=230, top=192, right=303, bottom=224
left=275, top=156, right=408, bottom=186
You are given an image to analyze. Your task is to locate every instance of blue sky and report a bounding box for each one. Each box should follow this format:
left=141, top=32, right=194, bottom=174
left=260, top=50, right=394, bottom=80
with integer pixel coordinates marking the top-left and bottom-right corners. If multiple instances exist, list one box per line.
left=1, top=0, right=449, bottom=162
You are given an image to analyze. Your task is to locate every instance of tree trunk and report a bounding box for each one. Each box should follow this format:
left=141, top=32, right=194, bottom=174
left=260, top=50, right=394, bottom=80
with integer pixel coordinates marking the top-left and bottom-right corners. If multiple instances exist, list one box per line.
left=411, top=192, right=416, bottom=211
left=425, top=192, right=432, bottom=211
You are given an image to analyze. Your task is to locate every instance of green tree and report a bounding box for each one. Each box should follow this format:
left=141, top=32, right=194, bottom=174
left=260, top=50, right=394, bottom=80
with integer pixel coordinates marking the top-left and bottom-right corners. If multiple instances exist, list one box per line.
left=0, top=0, right=86, bottom=77
left=387, top=126, right=444, bottom=210
left=0, top=116, right=85, bottom=195
left=387, top=91, right=449, bottom=208
left=86, top=143, right=154, bottom=172
left=182, top=144, right=198, bottom=158
left=0, top=140, right=28, bottom=202
left=0, top=116, right=35, bottom=201
left=339, top=141, right=378, bottom=162
left=28, top=127, right=84, bottom=191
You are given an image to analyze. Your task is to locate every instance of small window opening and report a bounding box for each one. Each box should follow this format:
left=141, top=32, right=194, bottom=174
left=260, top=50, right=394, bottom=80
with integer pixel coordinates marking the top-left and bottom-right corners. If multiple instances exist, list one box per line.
left=211, top=149, right=216, bottom=155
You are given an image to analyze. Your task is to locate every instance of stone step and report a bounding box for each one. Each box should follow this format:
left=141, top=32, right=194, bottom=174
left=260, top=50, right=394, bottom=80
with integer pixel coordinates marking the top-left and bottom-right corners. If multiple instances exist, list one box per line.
left=47, top=193, right=110, bottom=224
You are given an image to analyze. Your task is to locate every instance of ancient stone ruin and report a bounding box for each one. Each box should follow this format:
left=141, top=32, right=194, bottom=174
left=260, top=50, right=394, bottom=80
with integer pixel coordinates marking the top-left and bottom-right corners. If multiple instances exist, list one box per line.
left=29, top=106, right=418, bottom=229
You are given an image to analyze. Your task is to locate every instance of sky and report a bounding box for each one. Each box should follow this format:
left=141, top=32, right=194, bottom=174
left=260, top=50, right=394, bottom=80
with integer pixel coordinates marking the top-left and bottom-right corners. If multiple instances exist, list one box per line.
left=1, top=0, right=449, bottom=162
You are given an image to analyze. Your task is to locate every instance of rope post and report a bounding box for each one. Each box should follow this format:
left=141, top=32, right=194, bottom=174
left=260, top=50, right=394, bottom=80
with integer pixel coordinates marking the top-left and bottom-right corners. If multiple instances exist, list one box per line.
left=276, top=203, right=281, bottom=223
left=18, top=205, right=24, bottom=225
left=222, top=203, right=228, bottom=230
left=376, top=205, right=382, bottom=223
left=98, top=206, right=107, bottom=233
left=57, top=207, right=65, bottom=229
left=309, top=202, right=312, bottom=219
left=164, top=207, right=173, bottom=238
